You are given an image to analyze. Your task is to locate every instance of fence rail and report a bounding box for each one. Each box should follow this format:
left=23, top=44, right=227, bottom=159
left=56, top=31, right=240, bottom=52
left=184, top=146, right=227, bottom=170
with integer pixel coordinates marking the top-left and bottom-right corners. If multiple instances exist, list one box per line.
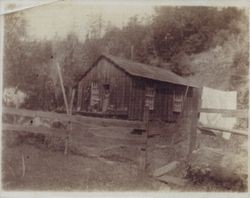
left=2, top=106, right=148, bottom=171
left=198, top=124, right=248, bottom=137
left=3, top=123, right=67, bottom=137
left=198, top=108, right=248, bottom=136
left=188, top=91, right=248, bottom=160
left=200, top=108, right=248, bottom=118
left=3, top=107, right=146, bottom=129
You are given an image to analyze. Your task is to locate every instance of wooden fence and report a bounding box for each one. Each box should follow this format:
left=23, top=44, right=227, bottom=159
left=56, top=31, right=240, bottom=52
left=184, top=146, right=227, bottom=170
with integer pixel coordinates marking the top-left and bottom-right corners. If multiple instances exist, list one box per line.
left=4, top=103, right=247, bottom=174
left=3, top=107, right=145, bottom=129
left=187, top=88, right=248, bottom=158
left=200, top=108, right=248, bottom=119
left=198, top=108, right=248, bottom=136
left=2, top=106, right=149, bottom=171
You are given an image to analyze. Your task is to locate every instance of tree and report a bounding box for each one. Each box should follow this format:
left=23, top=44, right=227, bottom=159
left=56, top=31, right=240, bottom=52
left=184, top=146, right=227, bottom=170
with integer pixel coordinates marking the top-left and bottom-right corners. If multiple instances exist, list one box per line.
left=152, top=7, right=244, bottom=60
left=50, top=32, right=89, bottom=110
left=101, top=15, right=154, bottom=63
left=102, top=26, right=130, bottom=57
left=3, top=5, right=27, bottom=89
left=23, top=40, right=54, bottom=110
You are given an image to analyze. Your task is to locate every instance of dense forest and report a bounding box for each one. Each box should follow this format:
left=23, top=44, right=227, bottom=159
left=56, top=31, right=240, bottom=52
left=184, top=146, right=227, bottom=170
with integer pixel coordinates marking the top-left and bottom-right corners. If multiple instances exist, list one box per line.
left=3, top=6, right=249, bottom=111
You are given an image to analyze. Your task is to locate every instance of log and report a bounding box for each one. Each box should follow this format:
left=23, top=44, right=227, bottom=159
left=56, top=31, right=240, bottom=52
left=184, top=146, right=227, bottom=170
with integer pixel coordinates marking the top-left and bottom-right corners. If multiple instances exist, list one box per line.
left=153, top=161, right=180, bottom=177
left=157, top=175, right=187, bottom=186
left=198, top=127, right=217, bottom=136
left=198, top=124, right=248, bottom=136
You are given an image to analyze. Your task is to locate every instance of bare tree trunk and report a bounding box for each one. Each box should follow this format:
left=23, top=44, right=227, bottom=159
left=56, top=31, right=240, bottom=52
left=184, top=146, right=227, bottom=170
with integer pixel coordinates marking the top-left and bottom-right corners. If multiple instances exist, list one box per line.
left=52, top=82, right=59, bottom=110
left=56, top=62, right=69, bottom=114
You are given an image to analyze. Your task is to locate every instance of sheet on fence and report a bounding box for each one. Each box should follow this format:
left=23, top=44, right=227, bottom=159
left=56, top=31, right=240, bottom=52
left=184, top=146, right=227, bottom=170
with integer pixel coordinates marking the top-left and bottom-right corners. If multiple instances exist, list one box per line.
left=199, top=87, right=237, bottom=139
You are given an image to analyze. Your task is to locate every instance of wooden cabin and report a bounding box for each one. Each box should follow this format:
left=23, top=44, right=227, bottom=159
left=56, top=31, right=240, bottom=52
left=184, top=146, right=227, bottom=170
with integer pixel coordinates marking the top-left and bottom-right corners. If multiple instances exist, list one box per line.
left=76, top=54, right=198, bottom=121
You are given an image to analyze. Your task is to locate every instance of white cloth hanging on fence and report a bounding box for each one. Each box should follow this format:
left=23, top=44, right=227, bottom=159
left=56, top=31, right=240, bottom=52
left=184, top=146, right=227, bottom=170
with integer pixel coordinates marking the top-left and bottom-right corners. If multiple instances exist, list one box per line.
left=199, top=87, right=237, bottom=139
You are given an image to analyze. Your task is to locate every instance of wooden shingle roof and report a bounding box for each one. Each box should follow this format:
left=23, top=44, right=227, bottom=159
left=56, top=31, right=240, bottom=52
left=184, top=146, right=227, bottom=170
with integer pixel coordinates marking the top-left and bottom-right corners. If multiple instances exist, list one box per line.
left=103, top=54, right=198, bottom=87
left=79, top=54, right=199, bottom=88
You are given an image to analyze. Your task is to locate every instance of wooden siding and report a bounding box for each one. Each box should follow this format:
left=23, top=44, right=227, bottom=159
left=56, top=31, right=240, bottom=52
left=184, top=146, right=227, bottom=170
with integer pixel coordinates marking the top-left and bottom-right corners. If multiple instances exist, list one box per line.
left=127, top=78, right=194, bottom=122
left=128, top=78, right=145, bottom=120
left=77, top=57, right=196, bottom=122
left=77, top=58, right=131, bottom=115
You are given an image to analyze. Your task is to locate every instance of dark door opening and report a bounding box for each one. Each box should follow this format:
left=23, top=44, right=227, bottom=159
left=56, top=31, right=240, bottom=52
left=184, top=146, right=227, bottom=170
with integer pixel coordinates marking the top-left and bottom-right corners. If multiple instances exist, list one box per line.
left=102, top=84, right=110, bottom=112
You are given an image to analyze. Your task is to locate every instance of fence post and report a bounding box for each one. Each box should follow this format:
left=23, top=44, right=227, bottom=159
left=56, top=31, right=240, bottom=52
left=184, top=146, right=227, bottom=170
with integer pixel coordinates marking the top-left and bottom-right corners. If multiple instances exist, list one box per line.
left=140, top=106, right=149, bottom=172
left=187, top=88, right=202, bottom=160
left=69, top=88, right=76, bottom=115
left=64, top=92, right=75, bottom=155
left=21, top=152, right=25, bottom=177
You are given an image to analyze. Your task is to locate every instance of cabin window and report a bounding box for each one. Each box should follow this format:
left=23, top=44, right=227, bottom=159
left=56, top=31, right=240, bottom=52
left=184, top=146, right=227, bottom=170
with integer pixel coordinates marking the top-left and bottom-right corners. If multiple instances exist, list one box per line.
left=90, top=82, right=100, bottom=111
left=173, top=90, right=183, bottom=113
left=145, top=86, right=155, bottom=110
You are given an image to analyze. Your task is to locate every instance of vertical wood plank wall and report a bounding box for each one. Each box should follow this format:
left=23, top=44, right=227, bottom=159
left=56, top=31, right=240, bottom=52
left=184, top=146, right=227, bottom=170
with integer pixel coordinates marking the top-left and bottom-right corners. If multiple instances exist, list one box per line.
left=77, top=58, right=132, bottom=113
left=127, top=79, right=194, bottom=121
left=77, top=57, right=196, bottom=122
left=128, top=78, right=145, bottom=120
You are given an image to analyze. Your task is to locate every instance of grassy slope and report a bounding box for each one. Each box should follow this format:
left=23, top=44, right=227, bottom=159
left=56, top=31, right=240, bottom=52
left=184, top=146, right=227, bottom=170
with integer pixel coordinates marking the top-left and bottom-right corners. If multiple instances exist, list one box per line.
left=2, top=142, right=154, bottom=191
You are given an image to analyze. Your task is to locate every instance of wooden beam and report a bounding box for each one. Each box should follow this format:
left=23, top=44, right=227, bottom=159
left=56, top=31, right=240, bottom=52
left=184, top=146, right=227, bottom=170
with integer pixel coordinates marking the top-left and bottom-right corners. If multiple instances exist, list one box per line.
left=139, top=106, right=150, bottom=172
left=76, top=84, right=82, bottom=111
left=2, top=123, right=67, bottom=137
left=92, top=132, right=145, bottom=145
left=157, top=175, right=187, bottom=186
left=74, top=115, right=145, bottom=129
left=198, top=128, right=217, bottom=136
left=180, top=86, right=189, bottom=117
left=3, top=107, right=145, bottom=129
left=198, top=124, right=248, bottom=137
left=73, top=133, right=146, bottom=148
left=188, top=88, right=202, bottom=159
left=3, top=106, right=73, bottom=123
left=200, top=108, right=248, bottom=118
left=3, top=123, right=145, bottom=146
left=153, top=161, right=180, bottom=177
left=69, top=88, right=76, bottom=115
left=88, top=128, right=144, bottom=143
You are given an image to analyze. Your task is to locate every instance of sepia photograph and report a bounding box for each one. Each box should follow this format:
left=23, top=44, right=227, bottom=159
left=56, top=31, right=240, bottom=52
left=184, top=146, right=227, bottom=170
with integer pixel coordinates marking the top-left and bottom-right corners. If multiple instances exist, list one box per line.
left=0, top=0, right=248, bottom=194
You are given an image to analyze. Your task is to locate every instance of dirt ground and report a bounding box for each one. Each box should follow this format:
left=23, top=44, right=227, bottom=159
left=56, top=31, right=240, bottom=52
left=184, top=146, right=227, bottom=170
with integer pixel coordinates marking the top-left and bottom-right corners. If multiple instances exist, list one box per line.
left=2, top=126, right=157, bottom=191
left=2, top=144, right=155, bottom=191
left=2, top=122, right=248, bottom=192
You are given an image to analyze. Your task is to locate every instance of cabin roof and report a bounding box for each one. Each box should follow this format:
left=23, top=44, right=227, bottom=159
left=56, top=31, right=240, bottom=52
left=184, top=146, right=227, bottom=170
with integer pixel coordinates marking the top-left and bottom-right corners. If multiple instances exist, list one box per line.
left=79, top=54, right=199, bottom=88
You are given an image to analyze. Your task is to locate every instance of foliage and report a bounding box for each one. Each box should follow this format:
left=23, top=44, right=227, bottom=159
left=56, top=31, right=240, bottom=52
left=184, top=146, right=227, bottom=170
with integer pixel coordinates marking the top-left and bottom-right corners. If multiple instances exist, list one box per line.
left=3, top=6, right=248, bottom=111
left=4, top=10, right=27, bottom=88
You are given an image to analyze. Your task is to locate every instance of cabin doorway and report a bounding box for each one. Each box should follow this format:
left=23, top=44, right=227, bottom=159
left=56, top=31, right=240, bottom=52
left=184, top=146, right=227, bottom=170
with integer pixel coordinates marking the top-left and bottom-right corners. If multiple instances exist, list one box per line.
left=89, top=82, right=101, bottom=112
